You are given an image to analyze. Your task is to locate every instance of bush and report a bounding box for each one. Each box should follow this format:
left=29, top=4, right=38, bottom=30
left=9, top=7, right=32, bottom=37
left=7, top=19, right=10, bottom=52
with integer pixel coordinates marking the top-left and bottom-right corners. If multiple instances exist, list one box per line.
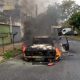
left=4, top=51, right=14, bottom=59
left=3, top=49, right=22, bottom=59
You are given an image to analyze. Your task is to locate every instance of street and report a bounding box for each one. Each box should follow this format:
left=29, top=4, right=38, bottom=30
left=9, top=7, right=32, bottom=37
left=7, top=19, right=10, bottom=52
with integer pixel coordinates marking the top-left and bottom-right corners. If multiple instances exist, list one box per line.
left=0, top=40, right=80, bottom=80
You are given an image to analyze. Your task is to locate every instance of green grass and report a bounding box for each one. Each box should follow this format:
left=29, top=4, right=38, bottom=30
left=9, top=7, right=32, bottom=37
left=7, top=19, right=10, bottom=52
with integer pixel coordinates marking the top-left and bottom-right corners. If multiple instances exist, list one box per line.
left=4, top=50, right=15, bottom=59
left=70, top=35, right=80, bottom=41
left=3, top=49, right=22, bottom=59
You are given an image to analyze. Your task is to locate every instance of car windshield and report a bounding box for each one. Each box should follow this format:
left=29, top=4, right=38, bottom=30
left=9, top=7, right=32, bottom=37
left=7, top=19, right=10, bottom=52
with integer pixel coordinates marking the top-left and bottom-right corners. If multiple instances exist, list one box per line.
left=33, top=38, right=53, bottom=44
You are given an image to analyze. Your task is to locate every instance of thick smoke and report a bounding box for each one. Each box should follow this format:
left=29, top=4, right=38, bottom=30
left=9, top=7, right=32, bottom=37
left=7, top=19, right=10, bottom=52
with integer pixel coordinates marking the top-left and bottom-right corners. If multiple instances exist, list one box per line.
left=21, top=0, right=61, bottom=45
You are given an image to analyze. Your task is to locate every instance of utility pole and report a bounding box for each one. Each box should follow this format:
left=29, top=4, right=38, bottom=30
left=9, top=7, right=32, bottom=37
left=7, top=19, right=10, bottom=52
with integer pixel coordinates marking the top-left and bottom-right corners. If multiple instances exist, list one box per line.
left=35, top=4, right=38, bottom=17
left=9, top=16, right=14, bottom=49
left=10, top=16, right=13, bottom=33
left=20, top=11, right=24, bottom=39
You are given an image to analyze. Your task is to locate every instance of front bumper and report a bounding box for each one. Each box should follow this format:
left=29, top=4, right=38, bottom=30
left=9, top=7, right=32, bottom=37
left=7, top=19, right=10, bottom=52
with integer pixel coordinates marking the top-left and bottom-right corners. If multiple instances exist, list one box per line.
left=24, top=56, right=55, bottom=58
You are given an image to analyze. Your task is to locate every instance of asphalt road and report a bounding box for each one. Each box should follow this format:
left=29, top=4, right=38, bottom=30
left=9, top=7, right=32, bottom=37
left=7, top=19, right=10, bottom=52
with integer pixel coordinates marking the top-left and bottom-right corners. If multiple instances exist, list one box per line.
left=0, top=40, right=80, bottom=80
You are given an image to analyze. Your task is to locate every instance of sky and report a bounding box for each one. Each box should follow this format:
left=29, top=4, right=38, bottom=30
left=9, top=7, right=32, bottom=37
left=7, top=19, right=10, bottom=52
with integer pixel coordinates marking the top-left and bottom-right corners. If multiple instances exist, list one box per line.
left=50, top=0, right=80, bottom=5
left=63, top=0, right=80, bottom=5
left=73, top=0, right=80, bottom=5
left=37, top=0, right=80, bottom=8
left=42, top=0, right=80, bottom=5
left=59, top=0, right=80, bottom=5
left=19, top=0, right=80, bottom=15
left=37, top=0, right=80, bottom=14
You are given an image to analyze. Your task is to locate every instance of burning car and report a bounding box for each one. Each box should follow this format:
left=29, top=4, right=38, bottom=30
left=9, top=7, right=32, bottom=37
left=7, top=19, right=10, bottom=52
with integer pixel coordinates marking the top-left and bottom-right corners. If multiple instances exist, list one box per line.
left=22, top=36, right=62, bottom=62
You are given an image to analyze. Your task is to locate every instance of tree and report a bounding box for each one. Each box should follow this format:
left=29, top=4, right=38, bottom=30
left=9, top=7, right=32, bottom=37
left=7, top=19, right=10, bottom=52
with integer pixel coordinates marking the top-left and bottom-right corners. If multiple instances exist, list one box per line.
left=69, top=12, right=80, bottom=30
left=62, top=20, right=71, bottom=28
left=47, top=3, right=61, bottom=25
left=60, top=0, right=80, bottom=20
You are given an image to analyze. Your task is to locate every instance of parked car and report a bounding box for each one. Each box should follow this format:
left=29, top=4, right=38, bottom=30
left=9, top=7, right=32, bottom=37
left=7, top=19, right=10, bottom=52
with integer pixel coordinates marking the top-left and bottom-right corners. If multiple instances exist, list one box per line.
left=62, top=28, right=72, bottom=35
left=62, top=28, right=78, bottom=36
left=22, top=36, right=60, bottom=62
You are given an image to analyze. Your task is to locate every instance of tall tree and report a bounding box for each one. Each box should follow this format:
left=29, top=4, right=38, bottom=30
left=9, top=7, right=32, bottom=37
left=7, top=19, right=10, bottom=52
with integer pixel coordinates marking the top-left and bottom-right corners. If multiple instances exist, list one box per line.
left=69, top=12, right=80, bottom=30
left=60, top=0, right=80, bottom=20
left=47, top=3, right=61, bottom=25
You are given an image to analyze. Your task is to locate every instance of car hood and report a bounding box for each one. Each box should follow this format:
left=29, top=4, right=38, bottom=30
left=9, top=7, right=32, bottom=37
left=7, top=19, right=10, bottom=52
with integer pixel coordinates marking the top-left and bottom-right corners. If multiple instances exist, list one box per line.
left=30, top=44, right=55, bottom=50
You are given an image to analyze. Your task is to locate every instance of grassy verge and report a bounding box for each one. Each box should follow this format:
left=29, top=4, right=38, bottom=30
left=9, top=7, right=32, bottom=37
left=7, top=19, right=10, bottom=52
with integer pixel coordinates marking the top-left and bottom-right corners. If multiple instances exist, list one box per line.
left=68, top=35, right=80, bottom=41
left=3, top=48, right=22, bottom=60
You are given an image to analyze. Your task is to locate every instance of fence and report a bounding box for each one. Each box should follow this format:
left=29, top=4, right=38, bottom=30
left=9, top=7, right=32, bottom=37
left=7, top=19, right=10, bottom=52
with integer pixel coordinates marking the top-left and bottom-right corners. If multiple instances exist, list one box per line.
left=0, top=25, right=22, bottom=54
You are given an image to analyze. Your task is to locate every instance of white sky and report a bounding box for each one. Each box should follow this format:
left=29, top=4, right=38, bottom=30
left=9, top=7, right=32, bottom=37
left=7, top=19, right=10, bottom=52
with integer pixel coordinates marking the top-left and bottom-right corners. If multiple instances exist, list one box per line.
left=37, top=0, right=80, bottom=9
left=44, top=0, right=80, bottom=5
left=73, top=0, right=80, bottom=5
left=19, top=0, right=80, bottom=14
left=59, top=0, right=80, bottom=5
left=37, top=0, right=80, bottom=14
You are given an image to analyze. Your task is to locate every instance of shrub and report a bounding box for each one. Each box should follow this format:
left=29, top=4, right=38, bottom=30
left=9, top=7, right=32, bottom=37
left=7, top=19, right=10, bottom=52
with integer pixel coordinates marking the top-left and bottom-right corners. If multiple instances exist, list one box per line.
left=3, top=48, right=22, bottom=59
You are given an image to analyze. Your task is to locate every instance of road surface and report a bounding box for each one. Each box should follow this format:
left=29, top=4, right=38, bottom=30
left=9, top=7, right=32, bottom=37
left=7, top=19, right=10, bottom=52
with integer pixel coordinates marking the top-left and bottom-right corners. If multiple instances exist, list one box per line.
left=0, top=40, right=80, bottom=80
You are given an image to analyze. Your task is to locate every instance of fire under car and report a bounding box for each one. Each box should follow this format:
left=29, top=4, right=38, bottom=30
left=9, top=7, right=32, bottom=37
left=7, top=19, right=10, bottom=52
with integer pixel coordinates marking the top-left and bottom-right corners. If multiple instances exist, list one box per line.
left=22, top=36, right=64, bottom=62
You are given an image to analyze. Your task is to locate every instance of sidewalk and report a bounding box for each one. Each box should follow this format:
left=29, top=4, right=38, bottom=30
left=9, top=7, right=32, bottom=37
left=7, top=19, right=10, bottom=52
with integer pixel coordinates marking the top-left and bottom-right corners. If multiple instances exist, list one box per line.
left=0, top=42, right=22, bottom=55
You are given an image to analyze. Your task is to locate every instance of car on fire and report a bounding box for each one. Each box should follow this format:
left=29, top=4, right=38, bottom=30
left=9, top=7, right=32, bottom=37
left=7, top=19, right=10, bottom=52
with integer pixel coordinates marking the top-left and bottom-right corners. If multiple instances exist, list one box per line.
left=22, top=36, right=58, bottom=62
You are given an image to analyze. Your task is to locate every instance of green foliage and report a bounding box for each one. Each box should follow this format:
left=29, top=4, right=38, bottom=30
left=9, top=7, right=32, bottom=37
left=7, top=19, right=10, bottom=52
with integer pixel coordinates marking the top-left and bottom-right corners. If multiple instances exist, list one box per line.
left=69, top=12, right=80, bottom=30
left=4, top=51, right=14, bottom=59
left=60, top=0, right=80, bottom=19
left=3, top=49, right=22, bottom=59
left=62, top=20, right=71, bottom=28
